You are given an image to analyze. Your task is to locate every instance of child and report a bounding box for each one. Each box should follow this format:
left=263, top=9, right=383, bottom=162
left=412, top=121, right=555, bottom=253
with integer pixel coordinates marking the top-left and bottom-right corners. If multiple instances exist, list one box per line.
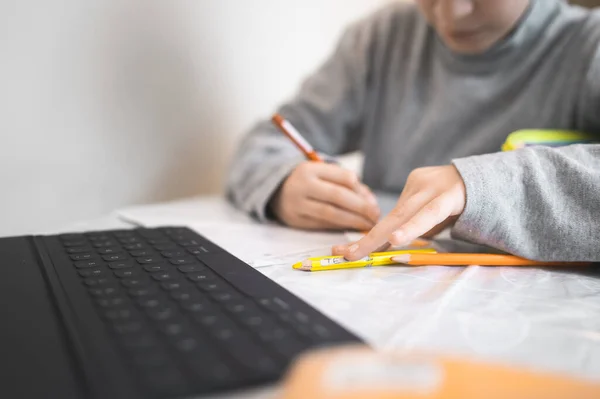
left=226, top=0, right=600, bottom=262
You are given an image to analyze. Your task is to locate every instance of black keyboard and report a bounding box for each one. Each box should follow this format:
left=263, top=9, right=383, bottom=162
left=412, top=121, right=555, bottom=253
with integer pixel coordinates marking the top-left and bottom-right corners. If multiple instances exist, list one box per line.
left=51, top=227, right=361, bottom=397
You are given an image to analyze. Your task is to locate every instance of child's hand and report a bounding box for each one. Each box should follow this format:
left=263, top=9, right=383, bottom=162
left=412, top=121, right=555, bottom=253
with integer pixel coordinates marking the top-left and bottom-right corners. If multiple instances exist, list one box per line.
left=270, top=162, right=380, bottom=231
left=335, top=165, right=466, bottom=260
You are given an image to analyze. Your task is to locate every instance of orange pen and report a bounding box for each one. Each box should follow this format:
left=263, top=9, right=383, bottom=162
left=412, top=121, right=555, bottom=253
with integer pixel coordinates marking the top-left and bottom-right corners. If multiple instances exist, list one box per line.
left=272, top=114, right=323, bottom=162
left=391, top=253, right=590, bottom=267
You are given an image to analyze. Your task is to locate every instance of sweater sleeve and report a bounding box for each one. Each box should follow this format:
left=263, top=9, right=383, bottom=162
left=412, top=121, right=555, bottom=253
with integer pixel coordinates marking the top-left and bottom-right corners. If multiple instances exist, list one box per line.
left=451, top=144, right=600, bottom=262
left=225, top=14, right=380, bottom=221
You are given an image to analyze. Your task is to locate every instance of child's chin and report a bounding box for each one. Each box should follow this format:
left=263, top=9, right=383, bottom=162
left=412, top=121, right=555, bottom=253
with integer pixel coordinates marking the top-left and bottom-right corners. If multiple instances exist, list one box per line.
left=441, top=35, right=496, bottom=55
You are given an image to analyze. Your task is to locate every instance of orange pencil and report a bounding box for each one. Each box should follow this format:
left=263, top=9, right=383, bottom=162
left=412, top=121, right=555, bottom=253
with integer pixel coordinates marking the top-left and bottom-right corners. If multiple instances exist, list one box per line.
left=392, top=253, right=589, bottom=267
left=272, top=114, right=323, bottom=162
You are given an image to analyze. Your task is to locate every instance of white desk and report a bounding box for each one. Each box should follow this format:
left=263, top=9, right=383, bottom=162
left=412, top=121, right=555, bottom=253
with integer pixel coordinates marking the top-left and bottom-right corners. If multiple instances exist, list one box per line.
left=60, top=196, right=600, bottom=397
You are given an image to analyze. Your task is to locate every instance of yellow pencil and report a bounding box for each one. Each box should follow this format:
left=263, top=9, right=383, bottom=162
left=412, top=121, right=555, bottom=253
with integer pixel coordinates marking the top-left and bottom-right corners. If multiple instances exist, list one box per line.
left=293, top=249, right=437, bottom=272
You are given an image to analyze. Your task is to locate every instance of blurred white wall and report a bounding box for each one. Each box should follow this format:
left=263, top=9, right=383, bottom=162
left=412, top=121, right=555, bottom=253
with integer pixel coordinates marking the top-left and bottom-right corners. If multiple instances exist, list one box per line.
left=0, top=0, right=396, bottom=236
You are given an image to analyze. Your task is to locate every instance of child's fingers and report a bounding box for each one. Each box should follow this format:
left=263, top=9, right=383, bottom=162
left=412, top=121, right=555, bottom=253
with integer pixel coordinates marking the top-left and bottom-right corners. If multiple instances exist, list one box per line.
left=341, top=191, right=435, bottom=260
left=341, top=210, right=413, bottom=261
left=331, top=241, right=390, bottom=256
left=309, top=180, right=380, bottom=223
left=314, top=163, right=361, bottom=190
left=389, top=195, right=453, bottom=247
left=301, top=199, right=376, bottom=231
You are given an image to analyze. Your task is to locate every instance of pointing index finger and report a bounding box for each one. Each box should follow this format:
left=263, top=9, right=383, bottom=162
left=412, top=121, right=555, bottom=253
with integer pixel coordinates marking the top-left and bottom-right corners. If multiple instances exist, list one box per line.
left=343, top=212, right=404, bottom=261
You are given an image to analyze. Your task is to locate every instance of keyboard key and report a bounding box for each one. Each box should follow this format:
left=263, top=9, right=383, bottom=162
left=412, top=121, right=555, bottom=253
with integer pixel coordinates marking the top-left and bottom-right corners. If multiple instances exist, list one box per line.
left=93, top=241, right=118, bottom=248
left=177, top=264, right=205, bottom=273
left=66, top=247, right=92, bottom=254
left=161, top=250, right=186, bottom=258
left=102, top=254, right=128, bottom=262
left=148, top=238, right=170, bottom=245
left=70, top=253, right=95, bottom=261
left=136, top=297, right=162, bottom=308
left=118, top=237, right=141, bottom=244
left=97, top=297, right=126, bottom=308
left=151, top=272, right=177, bottom=281
left=113, top=230, right=136, bottom=238
left=257, top=297, right=291, bottom=314
left=108, top=261, right=133, bottom=269
left=63, top=240, right=88, bottom=247
left=169, top=257, right=197, bottom=266
left=121, top=278, right=150, bottom=288
left=186, top=247, right=205, bottom=255
left=83, top=277, right=111, bottom=287
left=210, top=291, right=241, bottom=303
left=187, top=241, right=223, bottom=257
left=225, top=302, right=255, bottom=315
left=114, top=269, right=141, bottom=279
left=74, top=260, right=104, bottom=269
left=213, top=328, right=234, bottom=341
left=242, top=314, right=272, bottom=329
left=147, top=306, right=177, bottom=321
left=136, top=256, right=163, bottom=264
left=153, top=243, right=178, bottom=251
left=196, top=281, right=224, bottom=292
left=97, top=247, right=123, bottom=255
left=124, top=243, right=147, bottom=250
left=170, top=290, right=201, bottom=302
left=129, top=249, right=154, bottom=257
left=203, top=315, right=238, bottom=339
left=181, top=300, right=213, bottom=313
left=89, top=286, right=119, bottom=297
left=78, top=268, right=104, bottom=277
left=160, top=281, right=188, bottom=291
left=143, top=264, right=169, bottom=273
left=312, top=324, right=332, bottom=339
left=129, top=286, right=158, bottom=297
left=159, top=322, right=187, bottom=337
left=178, top=240, right=200, bottom=247
left=187, top=272, right=215, bottom=282
left=294, top=312, right=310, bottom=324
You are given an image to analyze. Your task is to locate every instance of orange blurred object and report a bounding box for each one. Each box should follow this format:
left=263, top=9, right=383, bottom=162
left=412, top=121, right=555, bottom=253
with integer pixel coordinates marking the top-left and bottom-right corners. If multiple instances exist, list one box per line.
left=280, top=345, right=600, bottom=399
